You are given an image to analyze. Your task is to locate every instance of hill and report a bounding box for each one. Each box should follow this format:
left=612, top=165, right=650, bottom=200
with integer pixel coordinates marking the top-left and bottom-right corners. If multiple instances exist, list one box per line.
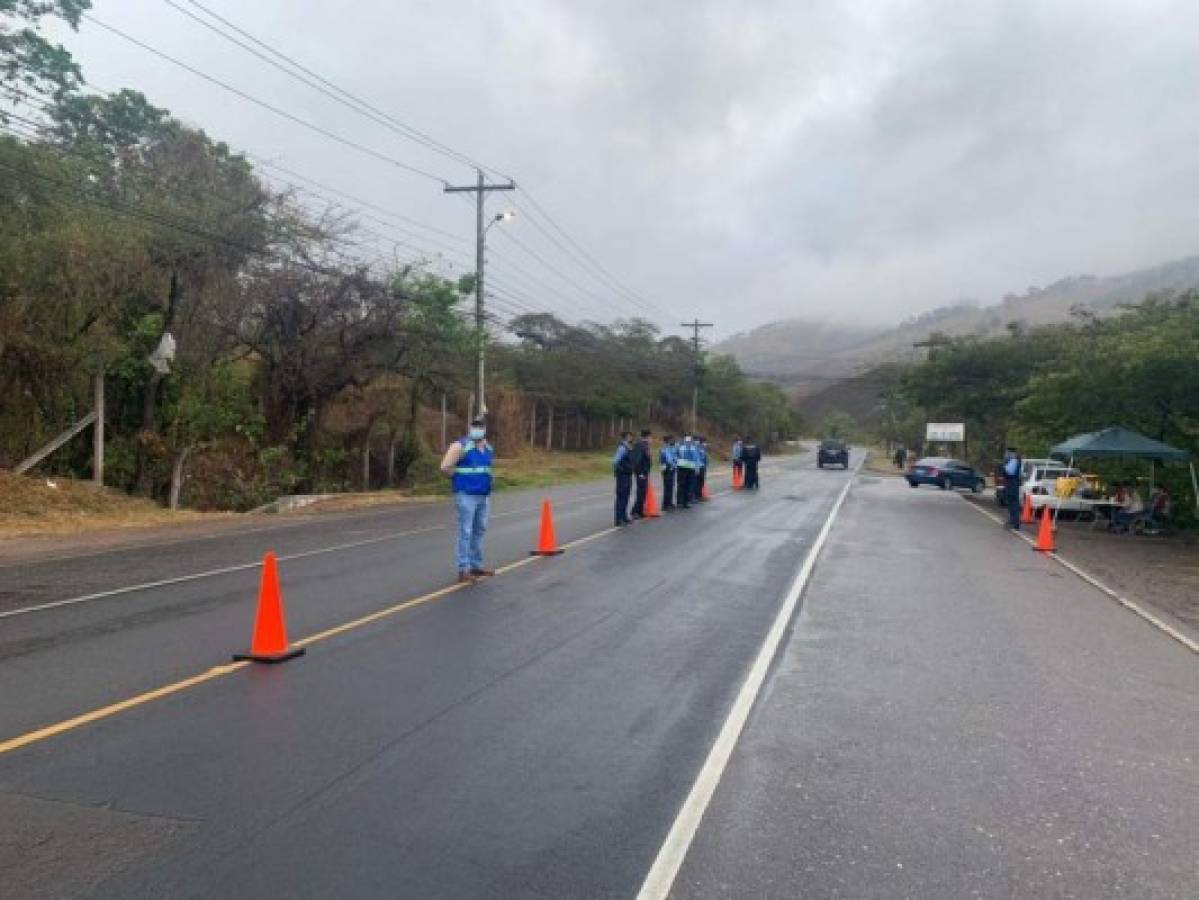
left=718, top=255, right=1199, bottom=391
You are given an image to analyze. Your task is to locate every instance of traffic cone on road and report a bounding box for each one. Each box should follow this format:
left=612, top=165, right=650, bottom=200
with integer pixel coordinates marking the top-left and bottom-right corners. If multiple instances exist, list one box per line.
left=1020, top=492, right=1034, bottom=525
left=732, top=466, right=743, bottom=490
left=645, top=481, right=661, bottom=518
left=1033, top=506, right=1056, bottom=553
left=530, top=499, right=565, bottom=556
left=701, top=481, right=712, bottom=501
left=233, top=552, right=305, bottom=663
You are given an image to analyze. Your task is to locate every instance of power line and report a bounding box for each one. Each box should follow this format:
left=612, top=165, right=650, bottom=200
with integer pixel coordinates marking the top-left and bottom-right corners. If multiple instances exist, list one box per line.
left=169, top=0, right=501, bottom=177
left=246, top=154, right=468, bottom=244
left=82, top=14, right=452, bottom=185
left=0, top=157, right=369, bottom=277
left=515, top=189, right=665, bottom=318
left=158, top=3, right=661, bottom=323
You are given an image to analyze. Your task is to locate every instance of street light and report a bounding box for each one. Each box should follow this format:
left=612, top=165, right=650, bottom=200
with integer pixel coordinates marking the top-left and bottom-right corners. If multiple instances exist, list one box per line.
left=486, top=210, right=515, bottom=232
left=473, top=210, right=515, bottom=417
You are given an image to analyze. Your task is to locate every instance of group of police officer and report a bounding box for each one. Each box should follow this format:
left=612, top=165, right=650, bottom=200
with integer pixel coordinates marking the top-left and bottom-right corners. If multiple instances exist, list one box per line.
left=612, top=430, right=761, bottom=527
left=442, top=417, right=763, bottom=583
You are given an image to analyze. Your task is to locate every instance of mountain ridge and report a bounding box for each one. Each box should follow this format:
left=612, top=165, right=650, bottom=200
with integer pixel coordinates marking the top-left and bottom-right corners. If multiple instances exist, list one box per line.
left=717, top=255, right=1199, bottom=389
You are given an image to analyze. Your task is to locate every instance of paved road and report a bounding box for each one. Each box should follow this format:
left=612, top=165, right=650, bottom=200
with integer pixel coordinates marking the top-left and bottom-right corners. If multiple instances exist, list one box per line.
left=0, top=451, right=848, bottom=897
left=675, top=474, right=1198, bottom=899
left=1, top=455, right=1194, bottom=899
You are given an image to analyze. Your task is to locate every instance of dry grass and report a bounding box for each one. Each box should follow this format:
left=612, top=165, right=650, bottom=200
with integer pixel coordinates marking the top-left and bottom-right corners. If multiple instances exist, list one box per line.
left=862, top=446, right=905, bottom=477
left=0, top=451, right=616, bottom=538
left=0, top=472, right=223, bottom=538
left=224, top=450, right=614, bottom=516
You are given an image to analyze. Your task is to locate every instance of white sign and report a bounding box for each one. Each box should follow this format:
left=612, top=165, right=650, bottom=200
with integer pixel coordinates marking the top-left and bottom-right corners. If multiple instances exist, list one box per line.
left=926, top=422, right=965, bottom=442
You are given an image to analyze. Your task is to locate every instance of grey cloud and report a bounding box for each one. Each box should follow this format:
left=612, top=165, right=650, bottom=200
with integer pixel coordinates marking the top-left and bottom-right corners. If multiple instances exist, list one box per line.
left=56, top=0, right=1199, bottom=335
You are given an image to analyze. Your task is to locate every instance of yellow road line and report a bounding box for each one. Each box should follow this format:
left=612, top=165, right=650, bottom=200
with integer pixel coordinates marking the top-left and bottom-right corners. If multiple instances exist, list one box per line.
left=0, top=662, right=249, bottom=756
left=0, top=518, right=631, bottom=756
left=0, top=462, right=804, bottom=758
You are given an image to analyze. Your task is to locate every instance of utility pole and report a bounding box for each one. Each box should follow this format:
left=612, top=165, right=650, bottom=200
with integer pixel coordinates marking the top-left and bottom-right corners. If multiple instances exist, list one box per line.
left=680, top=319, right=713, bottom=433
left=444, top=169, right=515, bottom=421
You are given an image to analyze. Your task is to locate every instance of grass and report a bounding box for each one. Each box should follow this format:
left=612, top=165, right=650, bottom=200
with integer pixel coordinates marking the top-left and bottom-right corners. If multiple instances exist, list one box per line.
left=0, top=472, right=222, bottom=538
left=861, top=446, right=904, bottom=477
left=0, top=450, right=614, bottom=537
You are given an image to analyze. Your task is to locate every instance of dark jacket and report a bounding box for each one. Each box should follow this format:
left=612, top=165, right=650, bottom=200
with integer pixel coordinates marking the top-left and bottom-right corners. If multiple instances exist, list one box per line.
left=630, top=438, right=652, bottom=477
left=741, top=443, right=762, bottom=464
left=613, top=442, right=634, bottom=476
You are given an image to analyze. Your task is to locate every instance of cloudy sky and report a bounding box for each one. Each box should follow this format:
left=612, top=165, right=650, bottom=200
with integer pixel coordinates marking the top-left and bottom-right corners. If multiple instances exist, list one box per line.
left=50, top=0, right=1199, bottom=337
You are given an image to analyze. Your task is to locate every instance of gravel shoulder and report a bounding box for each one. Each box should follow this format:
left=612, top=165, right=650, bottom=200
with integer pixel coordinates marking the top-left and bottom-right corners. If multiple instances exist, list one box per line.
left=963, top=493, right=1199, bottom=645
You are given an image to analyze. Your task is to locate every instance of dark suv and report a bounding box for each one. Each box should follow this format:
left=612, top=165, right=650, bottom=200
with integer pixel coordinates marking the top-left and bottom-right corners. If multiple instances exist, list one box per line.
left=817, top=439, right=849, bottom=468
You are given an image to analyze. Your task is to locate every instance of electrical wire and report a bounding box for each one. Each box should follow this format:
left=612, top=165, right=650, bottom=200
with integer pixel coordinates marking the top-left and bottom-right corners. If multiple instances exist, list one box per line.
left=156, top=3, right=662, bottom=324
left=169, top=0, right=497, bottom=176
left=82, top=14, right=453, bottom=185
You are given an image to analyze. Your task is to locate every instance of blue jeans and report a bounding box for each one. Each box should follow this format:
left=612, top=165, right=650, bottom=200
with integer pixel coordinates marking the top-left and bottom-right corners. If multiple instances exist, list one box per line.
left=454, top=492, right=490, bottom=571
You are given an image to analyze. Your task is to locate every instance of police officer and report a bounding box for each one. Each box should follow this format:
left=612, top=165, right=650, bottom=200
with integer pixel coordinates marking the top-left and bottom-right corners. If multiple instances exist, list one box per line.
left=630, top=429, right=653, bottom=518
left=741, top=434, right=762, bottom=490
left=1002, top=446, right=1023, bottom=529
left=675, top=433, right=698, bottom=509
left=732, top=435, right=744, bottom=484
left=694, top=436, right=709, bottom=501
left=613, top=431, right=635, bottom=526
left=439, top=417, right=495, bottom=583
left=659, top=434, right=678, bottom=510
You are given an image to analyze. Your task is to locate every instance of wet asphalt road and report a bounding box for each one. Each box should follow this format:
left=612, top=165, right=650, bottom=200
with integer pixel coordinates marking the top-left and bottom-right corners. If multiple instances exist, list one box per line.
left=0, top=451, right=850, bottom=898
left=1, top=455, right=1195, bottom=899
left=675, top=474, right=1198, bottom=899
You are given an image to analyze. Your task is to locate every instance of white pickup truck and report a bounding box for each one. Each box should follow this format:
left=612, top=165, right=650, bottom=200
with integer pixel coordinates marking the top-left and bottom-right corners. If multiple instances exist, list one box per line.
left=1019, top=463, right=1092, bottom=513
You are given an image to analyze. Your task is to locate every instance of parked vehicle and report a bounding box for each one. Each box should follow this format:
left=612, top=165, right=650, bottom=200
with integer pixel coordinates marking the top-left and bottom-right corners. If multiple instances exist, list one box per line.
left=817, top=439, right=849, bottom=468
left=994, top=457, right=1055, bottom=505
left=907, top=457, right=986, bottom=492
left=1020, top=463, right=1090, bottom=512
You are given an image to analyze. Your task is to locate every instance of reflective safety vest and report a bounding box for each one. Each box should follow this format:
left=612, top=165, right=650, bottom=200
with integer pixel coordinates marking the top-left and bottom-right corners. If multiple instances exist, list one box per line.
left=676, top=442, right=699, bottom=469
left=452, top=439, right=494, bottom=495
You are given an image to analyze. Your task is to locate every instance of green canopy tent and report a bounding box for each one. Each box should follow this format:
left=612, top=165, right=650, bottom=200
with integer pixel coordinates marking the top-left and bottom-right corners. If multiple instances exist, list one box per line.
left=1050, top=426, right=1196, bottom=516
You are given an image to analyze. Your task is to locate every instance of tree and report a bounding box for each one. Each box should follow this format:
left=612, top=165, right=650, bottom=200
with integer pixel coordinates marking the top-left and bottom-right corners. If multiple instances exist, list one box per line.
left=0, top=1, right=90, bottom=115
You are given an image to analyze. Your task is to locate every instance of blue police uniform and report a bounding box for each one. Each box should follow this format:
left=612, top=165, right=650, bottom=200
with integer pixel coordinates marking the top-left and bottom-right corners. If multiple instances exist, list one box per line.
left=694, top=441, right=709, bottom=501
left=613, top=441, right=634, bottom=525
left=659, top=443, right=678, bottom=509
left=675, top=440, right=698, bottom=508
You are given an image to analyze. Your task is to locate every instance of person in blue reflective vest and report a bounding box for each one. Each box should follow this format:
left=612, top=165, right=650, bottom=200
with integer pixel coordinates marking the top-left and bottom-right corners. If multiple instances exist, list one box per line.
left=659, top=435, right=678, bottom=511
left=694, top=436, right=709, bottom=501
left=675, top=433, right=698, bottom=509
left=732, top=435, right=744, bottom=484
left=612, top=431, right=635, bottom=526
left=440, top=417, right=495, bottom=583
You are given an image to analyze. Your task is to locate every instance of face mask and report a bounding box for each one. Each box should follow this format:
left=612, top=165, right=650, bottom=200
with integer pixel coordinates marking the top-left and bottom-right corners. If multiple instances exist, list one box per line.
left=683, top=436, right=692, bottom=443
left=469, top=428, right=486, bottom=441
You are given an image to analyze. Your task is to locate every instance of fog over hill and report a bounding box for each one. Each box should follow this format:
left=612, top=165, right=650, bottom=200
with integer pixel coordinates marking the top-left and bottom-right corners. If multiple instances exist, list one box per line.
left=716, top=255, right=1199, bottom=391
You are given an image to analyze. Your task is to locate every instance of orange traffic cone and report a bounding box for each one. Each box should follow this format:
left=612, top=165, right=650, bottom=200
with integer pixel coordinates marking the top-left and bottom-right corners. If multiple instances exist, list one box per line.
left=233, top=552, right=305, bottom=663
left=645, top=481, right=661, bottom=518
left=530, top=499, right=565, bottom=556
left=1033, top=506, right=1056, bottom=553
left=701, top=481, right=712, bottom=501
left=732, top=466, right=744, bottom=490
left=1020, top=492, right=1034, bottom=525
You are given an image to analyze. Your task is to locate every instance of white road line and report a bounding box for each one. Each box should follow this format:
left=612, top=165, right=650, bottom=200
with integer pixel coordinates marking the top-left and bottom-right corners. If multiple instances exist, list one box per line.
left=0, top=463, right=810, bottom=622
left=963, top=501, right=1198, bottom=655
left=0, top=525, right=446, bottom=621
left=636, top=469, right=857, bottom=900
left=0, top=487, right=663, bottom=621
